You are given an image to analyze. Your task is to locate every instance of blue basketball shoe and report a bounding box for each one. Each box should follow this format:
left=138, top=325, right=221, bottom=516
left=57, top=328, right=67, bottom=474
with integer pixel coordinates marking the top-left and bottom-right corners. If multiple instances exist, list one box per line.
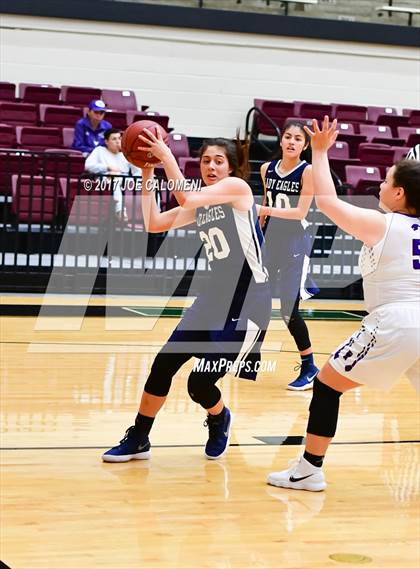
left=102, top=426, right=151, bottom=462
left=204, top=407, right=233, bottom=460
left=287, top=364, right=319, bottom=391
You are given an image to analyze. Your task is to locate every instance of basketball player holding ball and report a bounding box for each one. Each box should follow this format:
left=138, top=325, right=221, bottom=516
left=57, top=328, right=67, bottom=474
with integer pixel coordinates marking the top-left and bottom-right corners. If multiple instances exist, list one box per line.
left=102, top=123, right=272, bottom=462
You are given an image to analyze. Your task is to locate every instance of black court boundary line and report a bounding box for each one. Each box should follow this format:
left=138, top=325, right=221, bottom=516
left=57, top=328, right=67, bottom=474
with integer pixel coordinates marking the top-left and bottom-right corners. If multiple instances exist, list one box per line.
left=1, top=440, right=419, bottom=451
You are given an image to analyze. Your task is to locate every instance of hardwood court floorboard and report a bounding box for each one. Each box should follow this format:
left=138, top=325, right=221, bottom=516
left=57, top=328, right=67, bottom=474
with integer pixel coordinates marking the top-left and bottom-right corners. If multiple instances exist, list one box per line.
left=2, top=445, right=419, bottom=569
left=1, top=306, right=419, bottom=569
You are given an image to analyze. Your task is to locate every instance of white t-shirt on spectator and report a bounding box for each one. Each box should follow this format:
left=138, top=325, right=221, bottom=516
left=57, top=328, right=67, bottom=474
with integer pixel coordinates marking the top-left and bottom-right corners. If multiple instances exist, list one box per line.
left=85, top=147, right=141, bottom=213
left=85, top=146, right=141, bottom=176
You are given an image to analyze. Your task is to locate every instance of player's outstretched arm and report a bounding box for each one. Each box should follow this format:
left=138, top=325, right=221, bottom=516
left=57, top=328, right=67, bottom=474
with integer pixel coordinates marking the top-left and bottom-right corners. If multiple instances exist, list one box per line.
left=305, top=116, right=386, bottom=247
left=140, top=167, right=195, bottom=232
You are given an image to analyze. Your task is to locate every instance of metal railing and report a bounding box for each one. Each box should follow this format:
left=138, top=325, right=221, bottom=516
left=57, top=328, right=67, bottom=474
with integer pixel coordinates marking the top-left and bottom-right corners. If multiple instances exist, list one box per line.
left=0, top=150, right=363, bottom=296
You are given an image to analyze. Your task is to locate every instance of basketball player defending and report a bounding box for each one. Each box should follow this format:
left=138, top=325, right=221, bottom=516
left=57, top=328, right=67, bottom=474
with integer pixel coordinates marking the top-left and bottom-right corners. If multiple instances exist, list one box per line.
left=102, top=132, right=271, bottom=462
left=267, top=117, right=420, bottom=491
left=260, top=120, right=319, bottom=391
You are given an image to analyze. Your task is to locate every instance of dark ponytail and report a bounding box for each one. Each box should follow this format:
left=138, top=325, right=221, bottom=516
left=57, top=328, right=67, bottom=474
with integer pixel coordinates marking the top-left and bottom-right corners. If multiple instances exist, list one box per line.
left=393, top=160, right=420, bottom=215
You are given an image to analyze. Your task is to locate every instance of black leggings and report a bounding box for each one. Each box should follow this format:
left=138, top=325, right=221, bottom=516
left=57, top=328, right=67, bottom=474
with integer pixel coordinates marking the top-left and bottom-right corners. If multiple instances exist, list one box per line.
left=281, top=295, right=311, bottom=352
left=144, top=346, right=224, bottom=409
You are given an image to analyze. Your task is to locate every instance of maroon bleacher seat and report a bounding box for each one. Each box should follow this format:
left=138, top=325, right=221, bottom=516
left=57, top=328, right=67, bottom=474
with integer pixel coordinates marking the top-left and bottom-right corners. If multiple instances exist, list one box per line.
left=328, top=140, right=353, bottom=180
left=373, top=137, right=405, bottom=147
left=60, top=177, right=113, bottom=226
left=39, top=104, right=81, bottom=127
left=345, top=165, right=381, bottom=196
left=0, top=82, right=16, bottom=101
left=126, top=110, right=160, bottom=120
left=408, top=110, right=420, bottom=127
left=19, top=83, right=61, bottom=105
left=0, top=102, right=38, bottom=126
left=61, top=86, right=102, bottom=107
left=293, top=100, right=319, bottom=111
left=336, top=122, right=356, bottom=134
left=392, top=147, right=411, bottom=162
left=179, top=157, right=201, bottom=181
left=253, top=99, right=294, bottom=135
left=397, top=126, right=420, bottom=139
left=11, top=174, right=60, bottom=224
left=376, top=114, right=409, bottom=136
left=41, top=151, right=85, bottom=178
left=359, top=124, right=392, bottom=142
left=62, top=127, right=75, bottom=149
left=358, top=124, right=403, bottom=146
left=328, top=141, right=350, bottom=159
left=367, top=106, right=397, bottom=123
left=0, top=124, right=17, bottom=149
left=295, top=102, right=333, bottom=121
left=332, top=104, right=368, bottom=123
left=330, top=158, right=361, bottom=182
left=16, top=126, right=62, bottom=151
left=126, top=111, right=170, bottom=131
left=0, top=151, right=39, bottom=195
left=101, top=89, right=138, bottom=111
left=336, top=132, right=367, bottom=159
left=103, top=110, right=127, bottom=130
left=357, top=143, right=394, bottom=175
left=168, top=133, right=190, bottom=162
left=397, top=126, right=420, bottom=148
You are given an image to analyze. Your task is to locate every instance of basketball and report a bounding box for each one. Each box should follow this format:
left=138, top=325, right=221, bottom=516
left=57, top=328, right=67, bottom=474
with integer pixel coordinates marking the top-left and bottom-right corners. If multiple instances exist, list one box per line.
left=121, top=120, right=169, bottom=168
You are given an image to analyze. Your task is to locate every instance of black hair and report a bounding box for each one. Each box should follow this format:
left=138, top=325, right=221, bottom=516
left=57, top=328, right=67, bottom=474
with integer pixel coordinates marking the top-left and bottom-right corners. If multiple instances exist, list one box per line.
left=393, top=160, right=420, bottom=215
left=275, top=119, right=312, bottom=163
left=198, top=134, right=250, bottom=180
left=104, top=128, right=121, bottom=141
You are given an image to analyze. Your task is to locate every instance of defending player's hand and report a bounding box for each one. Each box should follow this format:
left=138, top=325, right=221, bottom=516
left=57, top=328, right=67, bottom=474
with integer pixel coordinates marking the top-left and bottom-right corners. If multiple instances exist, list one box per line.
left=137, top=128, right=172, bottom=163
left=304, top=116, right=338, bottom=152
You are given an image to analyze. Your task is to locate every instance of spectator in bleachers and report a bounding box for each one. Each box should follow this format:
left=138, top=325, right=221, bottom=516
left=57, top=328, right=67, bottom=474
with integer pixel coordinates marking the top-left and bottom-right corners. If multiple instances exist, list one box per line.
left=406, top=144, right=420, bottom=161
left=72, top=99, right=112, bottom=155
left=85, top=127, right=141, bottom=220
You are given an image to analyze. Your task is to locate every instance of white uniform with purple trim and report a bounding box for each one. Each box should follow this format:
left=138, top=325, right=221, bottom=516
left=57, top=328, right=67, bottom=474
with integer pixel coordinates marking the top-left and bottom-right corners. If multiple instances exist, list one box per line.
left=329, top=213, right=420, bottom=390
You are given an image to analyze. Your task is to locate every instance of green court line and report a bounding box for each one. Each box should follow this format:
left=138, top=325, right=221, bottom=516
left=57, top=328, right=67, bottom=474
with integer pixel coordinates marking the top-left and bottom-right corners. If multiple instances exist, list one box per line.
left=122, top=307, right=365, bottom=321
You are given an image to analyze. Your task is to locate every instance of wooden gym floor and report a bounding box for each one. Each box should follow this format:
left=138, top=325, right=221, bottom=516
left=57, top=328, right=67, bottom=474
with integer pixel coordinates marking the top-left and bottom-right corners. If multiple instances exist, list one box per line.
left=1, top=295, right=419, bottom=569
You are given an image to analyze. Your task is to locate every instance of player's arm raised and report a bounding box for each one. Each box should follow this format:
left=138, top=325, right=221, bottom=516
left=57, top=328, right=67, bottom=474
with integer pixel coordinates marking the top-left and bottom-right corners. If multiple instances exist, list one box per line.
left=305, top=117, right=386, bottom=247
left=140, top=167, right=195, bottom=233
left=138, top=130, right=253, bottom=211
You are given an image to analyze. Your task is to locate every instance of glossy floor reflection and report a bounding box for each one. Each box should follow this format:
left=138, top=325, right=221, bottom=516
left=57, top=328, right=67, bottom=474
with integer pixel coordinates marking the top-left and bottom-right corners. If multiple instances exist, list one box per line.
left=1, top=307, right=419, bottom=569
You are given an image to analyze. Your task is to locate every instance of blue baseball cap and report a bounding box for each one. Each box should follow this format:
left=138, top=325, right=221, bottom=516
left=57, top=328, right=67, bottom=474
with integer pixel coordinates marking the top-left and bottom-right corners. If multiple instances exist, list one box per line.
left=88, top=99, right=107, bottom=112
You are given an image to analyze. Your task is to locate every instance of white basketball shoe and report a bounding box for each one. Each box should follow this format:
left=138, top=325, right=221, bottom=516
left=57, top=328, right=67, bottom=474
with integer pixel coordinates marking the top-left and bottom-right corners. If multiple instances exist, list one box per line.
left=267, top=456, right=326, bottom=492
